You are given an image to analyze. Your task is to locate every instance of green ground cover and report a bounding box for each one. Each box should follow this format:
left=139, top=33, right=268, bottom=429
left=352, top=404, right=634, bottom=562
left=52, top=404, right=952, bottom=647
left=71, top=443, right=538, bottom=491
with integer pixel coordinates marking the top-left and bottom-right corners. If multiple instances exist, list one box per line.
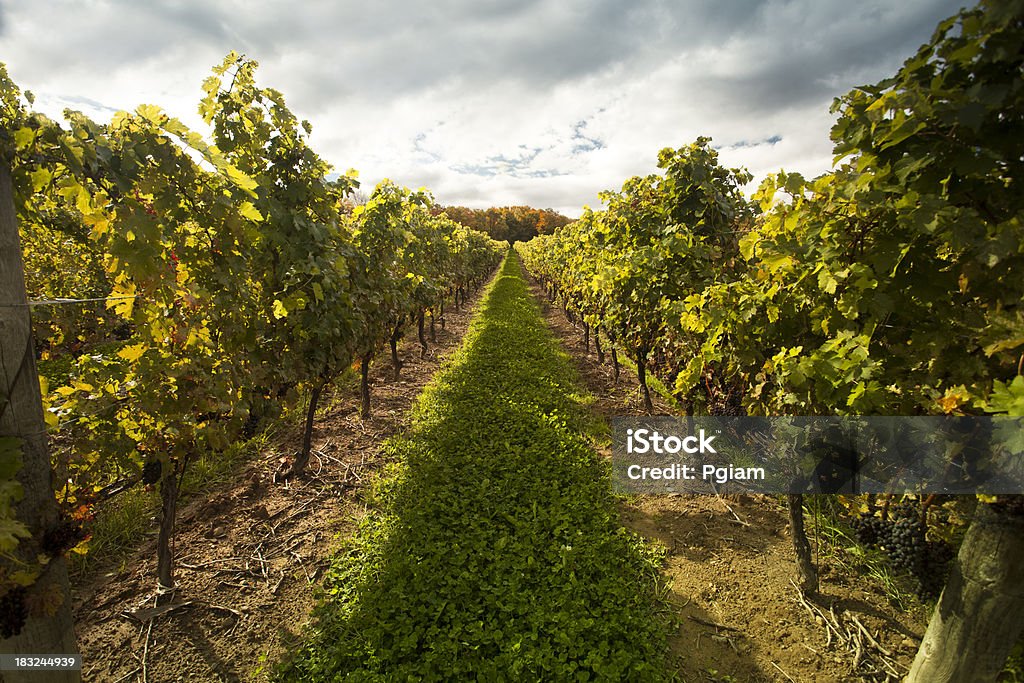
left=280, top=253, right=670, bottom=681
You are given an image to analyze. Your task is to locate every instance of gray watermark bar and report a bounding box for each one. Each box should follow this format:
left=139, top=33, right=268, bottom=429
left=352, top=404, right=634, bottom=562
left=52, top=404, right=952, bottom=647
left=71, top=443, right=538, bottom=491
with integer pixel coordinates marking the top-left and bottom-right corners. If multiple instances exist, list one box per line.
left=0, top=654, right=82, bottom=671
left=612, top=416, right=1024, bottom=495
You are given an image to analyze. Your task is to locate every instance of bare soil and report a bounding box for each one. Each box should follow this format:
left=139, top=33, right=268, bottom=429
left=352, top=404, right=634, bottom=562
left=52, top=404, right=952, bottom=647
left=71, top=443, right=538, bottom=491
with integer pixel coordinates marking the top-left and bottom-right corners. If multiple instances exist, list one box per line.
left=526, top=274, right=931, bottom=683
left=71, top=287, right=489, bottom=683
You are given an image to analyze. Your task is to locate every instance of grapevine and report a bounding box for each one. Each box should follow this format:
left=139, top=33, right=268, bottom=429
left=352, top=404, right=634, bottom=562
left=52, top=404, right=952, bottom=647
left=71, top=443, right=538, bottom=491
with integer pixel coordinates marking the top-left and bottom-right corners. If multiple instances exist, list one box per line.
left=517, top=1, right=1024, bottom=676
left=1, top=54, right=504, bottom=592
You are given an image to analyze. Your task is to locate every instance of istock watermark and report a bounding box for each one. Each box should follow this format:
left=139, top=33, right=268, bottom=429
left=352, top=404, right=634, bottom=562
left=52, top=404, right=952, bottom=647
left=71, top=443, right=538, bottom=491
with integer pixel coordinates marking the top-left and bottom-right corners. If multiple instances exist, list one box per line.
left=611, top=416, right=1024, bottom=495
left=625, top=428, right=718, bottom=454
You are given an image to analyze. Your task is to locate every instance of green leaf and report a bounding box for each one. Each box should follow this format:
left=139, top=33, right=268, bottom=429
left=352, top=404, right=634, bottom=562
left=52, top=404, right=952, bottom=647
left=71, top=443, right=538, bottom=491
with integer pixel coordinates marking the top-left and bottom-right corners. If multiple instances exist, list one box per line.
left=980, top=377, right=1024, bottom=417
left=817, top=269, right=838, bottom=294
left=0, top=517, right=31, bottom=553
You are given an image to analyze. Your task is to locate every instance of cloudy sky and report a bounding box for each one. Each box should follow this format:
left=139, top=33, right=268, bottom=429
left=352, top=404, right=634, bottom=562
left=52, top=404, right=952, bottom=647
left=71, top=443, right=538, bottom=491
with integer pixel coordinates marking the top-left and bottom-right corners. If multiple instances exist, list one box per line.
left=2, top=0, right=966, bottom=217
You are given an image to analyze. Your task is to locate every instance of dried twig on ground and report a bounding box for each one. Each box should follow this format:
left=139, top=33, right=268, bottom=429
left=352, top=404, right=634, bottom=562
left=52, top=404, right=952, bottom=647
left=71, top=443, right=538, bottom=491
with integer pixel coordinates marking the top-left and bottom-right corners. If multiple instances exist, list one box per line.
left=790, top=580, right=905, bottom=681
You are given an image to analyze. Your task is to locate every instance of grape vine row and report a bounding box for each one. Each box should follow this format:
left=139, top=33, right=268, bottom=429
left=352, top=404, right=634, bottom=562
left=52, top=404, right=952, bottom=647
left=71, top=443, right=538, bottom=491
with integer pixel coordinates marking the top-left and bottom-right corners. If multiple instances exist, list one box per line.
left=0, top=52, right=505, bottom=615
left=517, top=3, right=1024, bottom=674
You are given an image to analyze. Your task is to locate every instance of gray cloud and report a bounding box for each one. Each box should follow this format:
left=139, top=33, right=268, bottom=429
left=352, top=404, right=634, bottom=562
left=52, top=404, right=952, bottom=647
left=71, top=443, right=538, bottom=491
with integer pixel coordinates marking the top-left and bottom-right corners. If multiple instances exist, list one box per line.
left=688, top=0, right=966, bottom=115
left=0, top=0, right=972, bottom=216
left=725, top=136, right=783, bottom=150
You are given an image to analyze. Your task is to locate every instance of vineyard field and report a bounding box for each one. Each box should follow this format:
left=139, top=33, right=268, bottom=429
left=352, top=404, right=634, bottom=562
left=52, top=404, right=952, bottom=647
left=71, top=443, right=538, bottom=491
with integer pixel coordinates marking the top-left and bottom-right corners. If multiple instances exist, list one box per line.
left=2, top=0, right=1023, bottom=680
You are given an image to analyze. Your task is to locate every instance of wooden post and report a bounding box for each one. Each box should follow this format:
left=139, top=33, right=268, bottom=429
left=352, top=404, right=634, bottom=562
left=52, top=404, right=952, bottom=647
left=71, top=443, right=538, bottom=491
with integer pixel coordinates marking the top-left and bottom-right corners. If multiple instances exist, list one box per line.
left=0, top=161, right=80, bottom=679
left=907, top=502, right=1024, bottom=682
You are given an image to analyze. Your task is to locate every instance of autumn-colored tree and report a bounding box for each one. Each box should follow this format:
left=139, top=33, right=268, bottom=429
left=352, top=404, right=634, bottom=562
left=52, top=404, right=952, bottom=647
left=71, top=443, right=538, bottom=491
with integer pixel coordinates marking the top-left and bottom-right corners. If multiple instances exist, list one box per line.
left=441, top=205, right=570, bottom=243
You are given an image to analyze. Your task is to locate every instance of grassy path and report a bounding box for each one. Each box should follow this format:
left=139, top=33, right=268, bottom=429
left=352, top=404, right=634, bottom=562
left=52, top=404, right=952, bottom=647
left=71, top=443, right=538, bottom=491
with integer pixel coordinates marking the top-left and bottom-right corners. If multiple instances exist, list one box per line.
left=280, top=253, right=669, bottom=681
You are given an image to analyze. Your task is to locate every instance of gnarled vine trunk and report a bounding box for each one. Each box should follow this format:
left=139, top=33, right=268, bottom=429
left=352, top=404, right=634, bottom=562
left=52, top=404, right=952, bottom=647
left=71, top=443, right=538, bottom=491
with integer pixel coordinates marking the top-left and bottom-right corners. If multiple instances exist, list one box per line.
left=635, top=354, right=653, bottom=413
left=389, top=322, right=404, bottom=380
left=788, top=493, right=818, bottom=594
left=417, top=311, right=428, bottom=358
left=360, top=351, right=373, bottom=418
left=288, top=379, right=326, bottom=478
left=156, top=460, right=182, bottom=591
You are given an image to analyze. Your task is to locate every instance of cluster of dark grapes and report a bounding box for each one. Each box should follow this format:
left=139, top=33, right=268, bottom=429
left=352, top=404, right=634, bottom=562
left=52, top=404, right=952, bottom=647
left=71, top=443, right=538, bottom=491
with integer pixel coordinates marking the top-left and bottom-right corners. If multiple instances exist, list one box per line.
left=0, top=586, right=28, bottom=639
left=849, top=509, right=954, bottom=598
left=887, top=516, right=926, bottom=571
left=141, top=459, right=162, bottom=485
left=40, top=519, right=89, bottom=558
left=850, top=511, right=888, bottom=545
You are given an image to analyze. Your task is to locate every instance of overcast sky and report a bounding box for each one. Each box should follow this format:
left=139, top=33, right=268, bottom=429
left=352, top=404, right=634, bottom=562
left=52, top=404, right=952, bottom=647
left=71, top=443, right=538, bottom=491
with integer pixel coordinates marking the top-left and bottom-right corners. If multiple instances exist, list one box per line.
left=1, top=0, right=967, bottom=217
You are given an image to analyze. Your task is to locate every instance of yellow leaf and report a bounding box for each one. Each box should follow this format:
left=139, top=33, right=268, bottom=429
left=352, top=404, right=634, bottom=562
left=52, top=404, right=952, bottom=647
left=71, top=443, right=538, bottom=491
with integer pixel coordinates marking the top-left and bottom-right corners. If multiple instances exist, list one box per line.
left=238, top=201, right=264, bottom=222
left=272, top=299, right=288, bottom=319
left=176, top=261, right=190, bottom=287
left=108, top=276, right=137, bottom=318
left=136, top=103, right=166, bottom=123
left=110, top=111, right=131, bottom=128
left=117, top=343, right=147, bottom=363
left=936, top=385, right=970, bottom=414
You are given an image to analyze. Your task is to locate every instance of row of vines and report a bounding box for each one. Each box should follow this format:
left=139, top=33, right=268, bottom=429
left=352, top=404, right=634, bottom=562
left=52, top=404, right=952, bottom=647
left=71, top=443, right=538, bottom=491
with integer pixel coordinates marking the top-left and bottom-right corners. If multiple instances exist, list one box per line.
left=517, top=1, right=1023, bottom=681
left=0, top=50, right=505, bottom=651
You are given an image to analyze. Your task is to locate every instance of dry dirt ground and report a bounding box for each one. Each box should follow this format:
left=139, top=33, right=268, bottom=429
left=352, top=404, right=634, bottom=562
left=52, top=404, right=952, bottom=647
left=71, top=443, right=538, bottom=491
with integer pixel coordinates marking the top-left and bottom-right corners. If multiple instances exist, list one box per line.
left=71, top=286, right=490, bottom=683
left=525, top=274, right=932, bottom=683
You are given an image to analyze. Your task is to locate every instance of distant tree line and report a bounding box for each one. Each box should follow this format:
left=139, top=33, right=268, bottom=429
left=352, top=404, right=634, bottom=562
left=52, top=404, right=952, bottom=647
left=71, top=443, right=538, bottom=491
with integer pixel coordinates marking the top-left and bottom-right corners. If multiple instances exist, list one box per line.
left=438, top=205, right=572, bottom=243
